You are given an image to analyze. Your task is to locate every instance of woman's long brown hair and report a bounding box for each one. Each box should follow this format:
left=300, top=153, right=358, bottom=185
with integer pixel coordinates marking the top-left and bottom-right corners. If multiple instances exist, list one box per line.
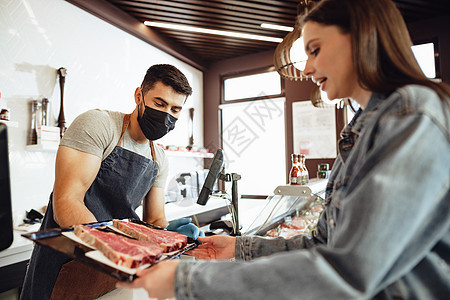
left=302, top=0, right=450, bottom=101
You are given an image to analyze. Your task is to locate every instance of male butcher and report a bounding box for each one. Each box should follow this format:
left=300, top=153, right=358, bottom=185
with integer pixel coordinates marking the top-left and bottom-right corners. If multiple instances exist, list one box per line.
left=20, top=64, right=202, bottom=300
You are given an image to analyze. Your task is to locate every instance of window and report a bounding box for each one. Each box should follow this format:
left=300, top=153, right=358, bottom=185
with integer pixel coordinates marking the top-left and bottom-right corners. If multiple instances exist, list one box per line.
left=223, top=69, right=283, bottom=102
left=411, top=39, right=440, bottom=79
left=220, top=67, right=286, bottom=196
left=220, top=98, right=286, bottom=196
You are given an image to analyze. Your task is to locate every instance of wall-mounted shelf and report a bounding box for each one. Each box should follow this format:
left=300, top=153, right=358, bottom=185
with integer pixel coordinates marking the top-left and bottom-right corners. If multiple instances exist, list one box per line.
left=26, top=143, right=58, bottom=152
left=164, top=151, right=214, bottom=158
left=0, top=120, right=19, bottom=127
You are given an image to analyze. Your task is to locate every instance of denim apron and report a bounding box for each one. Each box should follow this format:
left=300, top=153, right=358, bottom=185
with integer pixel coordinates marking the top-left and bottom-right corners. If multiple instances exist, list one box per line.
left=20, top=114, right=159, bottom=300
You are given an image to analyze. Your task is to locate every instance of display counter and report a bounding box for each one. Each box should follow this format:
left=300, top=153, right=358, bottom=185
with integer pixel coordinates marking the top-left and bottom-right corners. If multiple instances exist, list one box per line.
left=198, top=179, right=327, bottom=236
left=247, top=179, right=327, bottom=237
left=0, top=230, right=34, bottom=268
left=0, top=230, right=33, bottom=293
left=0, top=179, right=328, bottom=296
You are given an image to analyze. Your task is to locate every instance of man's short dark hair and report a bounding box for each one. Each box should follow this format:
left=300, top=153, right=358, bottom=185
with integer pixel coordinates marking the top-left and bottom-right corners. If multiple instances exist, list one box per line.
left=141, top=64, right=193, bottom=97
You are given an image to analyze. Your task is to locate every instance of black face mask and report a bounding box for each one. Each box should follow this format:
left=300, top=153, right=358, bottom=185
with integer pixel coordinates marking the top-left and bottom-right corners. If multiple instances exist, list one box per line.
left=137, top=95, right=178, bottom=141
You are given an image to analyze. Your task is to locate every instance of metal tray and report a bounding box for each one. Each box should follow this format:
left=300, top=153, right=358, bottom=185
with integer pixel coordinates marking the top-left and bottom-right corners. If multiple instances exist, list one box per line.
left=21, top=219, right=198, bottom=282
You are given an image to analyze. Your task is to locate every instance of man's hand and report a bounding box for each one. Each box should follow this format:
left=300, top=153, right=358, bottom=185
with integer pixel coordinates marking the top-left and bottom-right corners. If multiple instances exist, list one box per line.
left=116, top=260, right=179, bottom=299
left=186, top=235, right=236, bottom=260
left=166, top=218, right=205, bottom=240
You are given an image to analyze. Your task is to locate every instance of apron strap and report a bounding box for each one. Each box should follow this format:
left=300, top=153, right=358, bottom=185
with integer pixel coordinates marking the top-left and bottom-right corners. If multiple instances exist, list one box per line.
left=117, top=114, right=131, bottom=146
left=150, top=141, right=156, bottom=161
left=118, top=113, right=157, bottom=162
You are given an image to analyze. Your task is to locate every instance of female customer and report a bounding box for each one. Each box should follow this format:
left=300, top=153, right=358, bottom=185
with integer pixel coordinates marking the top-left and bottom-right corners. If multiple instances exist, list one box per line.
left=118, top=0, right=450, bottom=298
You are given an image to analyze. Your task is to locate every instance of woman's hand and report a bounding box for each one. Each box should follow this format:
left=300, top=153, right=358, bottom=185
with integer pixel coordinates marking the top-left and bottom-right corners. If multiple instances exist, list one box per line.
left=187, top=235, right=236, bottom=260
left=116, top=260, right=179, bottom=299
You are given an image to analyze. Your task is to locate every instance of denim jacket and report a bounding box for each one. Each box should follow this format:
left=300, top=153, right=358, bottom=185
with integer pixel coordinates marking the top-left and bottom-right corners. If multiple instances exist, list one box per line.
left=175, top=85, right=450, bottom=300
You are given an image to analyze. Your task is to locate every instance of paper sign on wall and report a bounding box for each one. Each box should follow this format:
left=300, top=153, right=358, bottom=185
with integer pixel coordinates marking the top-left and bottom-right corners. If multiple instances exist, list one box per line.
left=292, top=101, right=337, bottom=159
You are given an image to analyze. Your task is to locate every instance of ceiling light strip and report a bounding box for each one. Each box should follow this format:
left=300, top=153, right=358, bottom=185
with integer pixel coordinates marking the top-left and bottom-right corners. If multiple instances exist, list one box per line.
left=261, top=23, right=294, bottom=32
left=144, top=21, right=282, bottom=43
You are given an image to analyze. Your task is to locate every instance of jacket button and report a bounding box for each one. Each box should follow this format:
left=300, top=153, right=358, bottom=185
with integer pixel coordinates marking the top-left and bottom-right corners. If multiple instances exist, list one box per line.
left=329, top=218, right=335, bottom=228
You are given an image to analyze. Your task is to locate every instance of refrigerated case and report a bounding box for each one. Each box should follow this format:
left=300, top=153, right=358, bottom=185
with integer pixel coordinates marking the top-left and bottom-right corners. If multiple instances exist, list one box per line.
left=238, top=179, right=327, bottom=237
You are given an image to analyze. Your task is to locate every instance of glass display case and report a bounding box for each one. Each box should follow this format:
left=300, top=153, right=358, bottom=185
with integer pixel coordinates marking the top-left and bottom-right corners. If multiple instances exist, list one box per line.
left=242, top=179, right=327, bottom=237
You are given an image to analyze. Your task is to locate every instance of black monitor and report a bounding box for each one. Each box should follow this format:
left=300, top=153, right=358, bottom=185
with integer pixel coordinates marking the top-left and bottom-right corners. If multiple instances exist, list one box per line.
left=0, top=123, right=13, bottom=251
left=197, top=149, right=224, bottom=206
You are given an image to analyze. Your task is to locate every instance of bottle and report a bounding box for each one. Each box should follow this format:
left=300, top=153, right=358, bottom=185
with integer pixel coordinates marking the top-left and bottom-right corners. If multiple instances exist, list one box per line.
left=30, top=100, right=41, bottom=144
left=289, top=154, right=300, bottom=185
left=299, top=154, right=309, bottom=185
left=317, top=163, right=330, bottom=179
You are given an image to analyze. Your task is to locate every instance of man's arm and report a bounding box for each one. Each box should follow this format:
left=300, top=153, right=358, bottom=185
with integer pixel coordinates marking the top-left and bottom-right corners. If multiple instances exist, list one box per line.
left=52, top=145, right=101, bottom=227
left=143, top=186, right=169, bottom=228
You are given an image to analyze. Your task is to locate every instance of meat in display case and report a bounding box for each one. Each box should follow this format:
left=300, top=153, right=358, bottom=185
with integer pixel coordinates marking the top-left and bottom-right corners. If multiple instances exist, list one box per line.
left=243, top=179, right=327, bottom=239
left=21, top=219, right=198, bottom=282
left=263, top=198, right=324, bottom=239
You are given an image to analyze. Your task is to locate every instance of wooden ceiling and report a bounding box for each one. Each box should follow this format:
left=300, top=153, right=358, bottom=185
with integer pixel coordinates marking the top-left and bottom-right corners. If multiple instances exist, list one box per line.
left=107, top=0, right=299, bottom=66
left=70, top=0, right=450, bottom=69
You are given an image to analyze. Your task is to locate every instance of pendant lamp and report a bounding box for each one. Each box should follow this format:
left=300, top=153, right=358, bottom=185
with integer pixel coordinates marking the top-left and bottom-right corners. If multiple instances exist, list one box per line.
left=273, top=0, right=319, bottom=81
left=273, top=25, right=306, bottom=81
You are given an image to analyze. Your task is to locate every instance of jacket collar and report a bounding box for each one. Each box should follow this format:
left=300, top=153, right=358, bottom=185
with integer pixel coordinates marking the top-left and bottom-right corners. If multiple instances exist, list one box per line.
left=338, top=92, right=388, bottom=162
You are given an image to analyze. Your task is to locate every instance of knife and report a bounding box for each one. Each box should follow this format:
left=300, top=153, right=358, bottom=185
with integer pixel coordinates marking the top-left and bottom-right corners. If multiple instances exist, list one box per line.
left=29, top=227, right=73, bottom=240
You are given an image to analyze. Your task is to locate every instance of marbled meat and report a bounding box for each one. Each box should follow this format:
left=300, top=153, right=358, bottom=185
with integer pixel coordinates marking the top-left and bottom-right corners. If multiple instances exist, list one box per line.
left=112, top=219, right=187, bottom=252
left=74, top=225, right=164, bottom=268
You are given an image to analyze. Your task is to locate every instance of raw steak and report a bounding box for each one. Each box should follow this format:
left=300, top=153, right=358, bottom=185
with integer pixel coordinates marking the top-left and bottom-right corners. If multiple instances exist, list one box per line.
left=112, top=220, right=187, bottom=252
left=280, top=216, right=307, bottom=230
left=265, top=216, right=315, bottom=239
left=74, top=225, right=164, bottom=268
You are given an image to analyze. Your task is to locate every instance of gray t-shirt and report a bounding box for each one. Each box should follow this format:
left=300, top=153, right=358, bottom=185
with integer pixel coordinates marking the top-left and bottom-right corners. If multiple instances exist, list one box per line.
left=60, top=109, right=168, bottom=188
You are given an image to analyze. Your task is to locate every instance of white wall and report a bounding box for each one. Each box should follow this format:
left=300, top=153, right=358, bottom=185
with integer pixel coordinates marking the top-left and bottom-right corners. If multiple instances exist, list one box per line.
left=0, top=0, right=203, bottom=219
